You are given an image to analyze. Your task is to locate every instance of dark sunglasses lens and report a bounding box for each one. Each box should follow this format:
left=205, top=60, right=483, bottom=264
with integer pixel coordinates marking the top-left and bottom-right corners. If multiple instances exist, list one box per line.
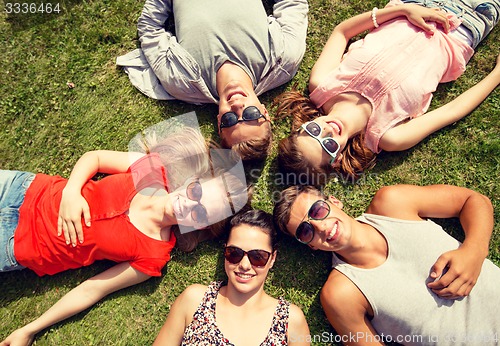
left=224, top=247, right=244, bottom=264
left=305, top=122, right=321, bottom=136
left=242, top=106, right=262, bottom=120
left=191, top=204, right=208, bottom=223
left=323, top=138, right=339, bottom=154
left=309, top=200, right=330, bottom=220
left=247, top=250, right=271, bottom=267
left=296, top=222, right=315, bottom=244
left=186, top=181, right=202, bottom=201
left=221, top=112, right=238, bottom=127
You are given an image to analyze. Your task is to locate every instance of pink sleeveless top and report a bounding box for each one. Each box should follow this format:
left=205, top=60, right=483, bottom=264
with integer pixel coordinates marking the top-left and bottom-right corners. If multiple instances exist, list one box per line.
left=310, top=1, right=474, bottom=153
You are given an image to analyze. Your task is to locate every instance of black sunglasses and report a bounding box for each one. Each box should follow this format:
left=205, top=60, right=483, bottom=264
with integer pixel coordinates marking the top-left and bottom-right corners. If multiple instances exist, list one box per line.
left=186, top=180, right=208, bottom=223
left=295, top=200, right=330, bottom=244
left=224, top=246, right=272, bottom=267
left=219, top=106, right=265, bottom=130
left=301, top=121, right=340, bottom=165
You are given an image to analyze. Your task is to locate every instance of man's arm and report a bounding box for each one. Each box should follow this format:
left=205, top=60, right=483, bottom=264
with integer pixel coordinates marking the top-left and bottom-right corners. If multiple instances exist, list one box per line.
left=1, top=263, right=151, bottom=346
left=321, top=270, right=383, bottom=346
left=271, top=0, right=309, bottom=71
left=137, top=0, right=173, bottom=40
left=130, top=0, right=214, bottom=103
left=366, top=184, right=494, bottom=298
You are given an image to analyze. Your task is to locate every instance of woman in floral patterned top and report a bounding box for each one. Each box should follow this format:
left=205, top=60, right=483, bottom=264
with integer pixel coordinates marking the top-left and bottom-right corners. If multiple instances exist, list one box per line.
left=154, top=209, right=310, bottom=345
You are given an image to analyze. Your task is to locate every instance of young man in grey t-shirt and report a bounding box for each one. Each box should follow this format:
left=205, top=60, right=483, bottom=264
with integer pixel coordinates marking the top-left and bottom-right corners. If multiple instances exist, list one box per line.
left=117, top=0, right=308, bottom=161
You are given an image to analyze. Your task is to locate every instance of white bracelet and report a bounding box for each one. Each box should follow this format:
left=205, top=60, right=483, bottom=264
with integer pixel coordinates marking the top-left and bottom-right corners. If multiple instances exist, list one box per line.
left=371, top=7, right=379, bottom=28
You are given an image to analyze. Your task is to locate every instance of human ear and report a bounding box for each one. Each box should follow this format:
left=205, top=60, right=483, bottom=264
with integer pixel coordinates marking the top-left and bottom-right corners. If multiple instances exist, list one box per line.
left=261, top=104, right=270, bottom=120
left=328, top=196, right=343, bottom=209
left=268, top=251, right=277, bottom=268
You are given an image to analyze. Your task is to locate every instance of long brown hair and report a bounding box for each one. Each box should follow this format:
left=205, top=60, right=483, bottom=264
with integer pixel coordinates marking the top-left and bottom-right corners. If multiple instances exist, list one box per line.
left=274, top=88, right=376, bottom=182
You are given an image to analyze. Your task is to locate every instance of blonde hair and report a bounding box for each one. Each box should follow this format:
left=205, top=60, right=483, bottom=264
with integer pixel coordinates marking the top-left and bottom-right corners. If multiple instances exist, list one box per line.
left=274, top=89, right=376, bottom=182
left=139, top=127, right=211, bottom=190
left=136, top=128, right=251, bottom=252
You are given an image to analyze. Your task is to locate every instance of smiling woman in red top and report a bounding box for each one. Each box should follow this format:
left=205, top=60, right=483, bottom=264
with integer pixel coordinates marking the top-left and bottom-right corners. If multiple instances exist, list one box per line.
left=0, top=127, right=248, bottom=346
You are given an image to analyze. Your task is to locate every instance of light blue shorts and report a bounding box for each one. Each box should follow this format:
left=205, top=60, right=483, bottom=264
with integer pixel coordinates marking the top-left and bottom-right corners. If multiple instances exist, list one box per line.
left=402, top=0, right=500, bottom=47
left=0, top=170, right=35, bottom=272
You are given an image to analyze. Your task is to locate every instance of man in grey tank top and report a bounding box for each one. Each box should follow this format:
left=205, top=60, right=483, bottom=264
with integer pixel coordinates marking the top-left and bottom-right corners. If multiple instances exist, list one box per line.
left=117, top=0, right=308, bottom=161
left=273, top=184, right=500, bottom=345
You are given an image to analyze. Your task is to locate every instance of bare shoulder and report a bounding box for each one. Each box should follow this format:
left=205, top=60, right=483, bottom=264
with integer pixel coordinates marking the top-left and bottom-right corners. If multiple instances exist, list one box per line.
left=173, top=284, right=208, bottom=315
left=321, top=270, right=358, bottom=300
left=321, top=270, right=372, bottom=317
left=366, top=185, right=422, bottom=220
left=167, top=284, right=208, bottom=326
left=288, top=303, right=307, bottom=325
left=287, top=303, right=311, bottom=345
left=181, top=284, right=208, bottom=302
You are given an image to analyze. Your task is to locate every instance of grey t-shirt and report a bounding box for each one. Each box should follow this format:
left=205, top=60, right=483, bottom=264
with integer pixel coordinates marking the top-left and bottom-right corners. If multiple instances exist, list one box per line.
left=117, top=0, right=308, bottom=103
left=174, top=0, right=270, bottom=99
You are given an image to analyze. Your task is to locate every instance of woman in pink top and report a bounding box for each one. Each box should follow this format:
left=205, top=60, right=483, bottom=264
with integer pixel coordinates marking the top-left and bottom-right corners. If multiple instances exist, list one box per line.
left=276, top=0, right=500, bottom=182
left=0, top=127, right=248, bottom=346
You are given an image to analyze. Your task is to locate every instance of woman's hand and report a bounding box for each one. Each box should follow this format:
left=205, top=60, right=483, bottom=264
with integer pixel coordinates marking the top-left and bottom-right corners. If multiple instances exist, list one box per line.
left=403, top=4, right=450, bottom=34
left=57, top=187, right=90, bottom=246
left=0, top=327, right=35, bottom=346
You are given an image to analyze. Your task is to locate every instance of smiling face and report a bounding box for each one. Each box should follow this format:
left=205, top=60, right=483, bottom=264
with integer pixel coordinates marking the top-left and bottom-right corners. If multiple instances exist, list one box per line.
left=224, top=224, right=276, bottom=295
left=286, top=191, right=354, bottom=252
left=166, top=176, right=233, bottom=231
left=217, top=81, right=271, bottom=147
left=296, top=116, right=348, bottom=170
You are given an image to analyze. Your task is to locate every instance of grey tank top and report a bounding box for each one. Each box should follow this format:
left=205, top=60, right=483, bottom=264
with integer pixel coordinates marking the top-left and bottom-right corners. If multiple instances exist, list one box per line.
left=332, top=213, right=500, bottom=346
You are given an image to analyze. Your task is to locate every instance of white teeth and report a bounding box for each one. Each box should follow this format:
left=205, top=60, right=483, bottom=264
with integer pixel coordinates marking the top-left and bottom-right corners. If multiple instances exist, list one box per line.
left=236, top=273, right=253, bottom=279
left=228, top=91, right=246, bottom=102
left=328, top=121, right=341, bottom=135
left=327, top=223, right=338, bottom=241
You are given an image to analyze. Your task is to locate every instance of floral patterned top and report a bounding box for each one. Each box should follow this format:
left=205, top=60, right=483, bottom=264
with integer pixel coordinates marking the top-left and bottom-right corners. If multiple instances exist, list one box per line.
left=181, top=281, right=290, bottom=345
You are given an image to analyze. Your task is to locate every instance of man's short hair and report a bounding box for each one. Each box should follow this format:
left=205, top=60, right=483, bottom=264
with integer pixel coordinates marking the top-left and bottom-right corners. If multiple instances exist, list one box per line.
left=273, top=185, right=325, bottom=237
left=222, top=122, right=272, bottom=161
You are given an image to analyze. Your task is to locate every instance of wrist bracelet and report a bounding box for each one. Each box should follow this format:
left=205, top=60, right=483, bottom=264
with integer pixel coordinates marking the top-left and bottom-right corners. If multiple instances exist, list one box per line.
left=371, top=7, right=379, bottom=28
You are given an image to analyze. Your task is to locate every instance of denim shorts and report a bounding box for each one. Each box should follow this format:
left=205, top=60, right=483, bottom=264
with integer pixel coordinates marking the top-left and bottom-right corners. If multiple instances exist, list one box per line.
left=0, top=170, right=35, bottom=272
left=402, top=0, right=500, bottom=48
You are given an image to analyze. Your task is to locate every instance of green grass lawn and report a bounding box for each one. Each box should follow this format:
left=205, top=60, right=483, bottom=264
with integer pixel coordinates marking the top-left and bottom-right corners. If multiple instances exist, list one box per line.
left=1, top=0, right=499, bottom=345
